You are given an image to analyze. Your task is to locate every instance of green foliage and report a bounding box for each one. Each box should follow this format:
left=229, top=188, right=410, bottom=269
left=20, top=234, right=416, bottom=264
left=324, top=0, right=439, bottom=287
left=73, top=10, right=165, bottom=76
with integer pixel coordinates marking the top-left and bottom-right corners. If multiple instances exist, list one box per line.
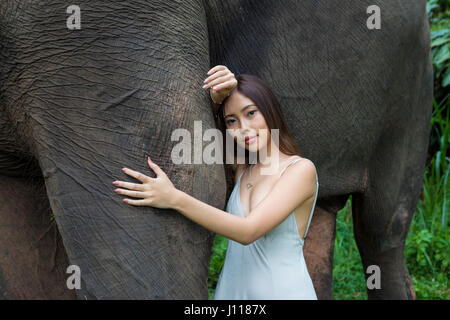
left=411, top=275, right=449, bottom=299
left=404, top=95, right=449, bottom=300
left=208, top=234, right=228, bottom=300
left=332, top=196, right=367, bottom=300
left=427, top=0, right=450, bottom=92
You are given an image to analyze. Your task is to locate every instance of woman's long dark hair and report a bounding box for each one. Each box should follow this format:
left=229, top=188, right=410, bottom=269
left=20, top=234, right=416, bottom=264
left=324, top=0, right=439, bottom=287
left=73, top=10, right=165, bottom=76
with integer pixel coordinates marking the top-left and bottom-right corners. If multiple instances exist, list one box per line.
left=216, top=74, right=300, bottom=177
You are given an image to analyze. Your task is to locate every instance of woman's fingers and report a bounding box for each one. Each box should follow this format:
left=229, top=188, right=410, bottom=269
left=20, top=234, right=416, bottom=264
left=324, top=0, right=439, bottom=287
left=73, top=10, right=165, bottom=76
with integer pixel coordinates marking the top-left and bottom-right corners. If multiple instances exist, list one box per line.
left=210, top=78, right=238, bottom=92
left=122, top=198, right=151, bottom=206
left=147, top=157, right=165, bottom=177
left=122, top=167, right=151, bottom=183
left=112, top=180, right=146, bottom=191
left=205, top=73, right=235, bottom=91
left=114, top=188, right=147, bottom=198
left=204, top=65, right=234, bottom=89
left=203, top=69, right=228, bottom=86
left=207, top=65, right=226, bottom=76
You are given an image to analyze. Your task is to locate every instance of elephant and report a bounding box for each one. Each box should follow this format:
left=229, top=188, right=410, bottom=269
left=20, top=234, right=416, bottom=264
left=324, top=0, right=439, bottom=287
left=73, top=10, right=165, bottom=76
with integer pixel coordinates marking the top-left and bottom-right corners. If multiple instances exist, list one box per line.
left=0, top=0, right=432, bottom=299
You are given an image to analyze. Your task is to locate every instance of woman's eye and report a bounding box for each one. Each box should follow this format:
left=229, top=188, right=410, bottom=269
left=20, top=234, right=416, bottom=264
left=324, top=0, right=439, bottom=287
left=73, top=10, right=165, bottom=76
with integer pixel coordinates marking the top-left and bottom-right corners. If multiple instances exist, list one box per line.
left=248, top=110, right=257, bottom=116
left=226, top=119, right=236, bottom=125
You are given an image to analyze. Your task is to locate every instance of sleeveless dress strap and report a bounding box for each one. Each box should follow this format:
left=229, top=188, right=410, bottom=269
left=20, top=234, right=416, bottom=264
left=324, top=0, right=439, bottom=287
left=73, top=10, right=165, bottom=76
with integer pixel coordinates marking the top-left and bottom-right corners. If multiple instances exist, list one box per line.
left=278, top=158, right=305, bottom=178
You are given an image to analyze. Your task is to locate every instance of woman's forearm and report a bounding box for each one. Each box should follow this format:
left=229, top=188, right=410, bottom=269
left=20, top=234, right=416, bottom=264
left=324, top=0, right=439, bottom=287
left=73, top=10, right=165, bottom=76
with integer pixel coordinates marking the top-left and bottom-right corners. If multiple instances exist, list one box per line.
left=172, top=189, right=251, bottom=245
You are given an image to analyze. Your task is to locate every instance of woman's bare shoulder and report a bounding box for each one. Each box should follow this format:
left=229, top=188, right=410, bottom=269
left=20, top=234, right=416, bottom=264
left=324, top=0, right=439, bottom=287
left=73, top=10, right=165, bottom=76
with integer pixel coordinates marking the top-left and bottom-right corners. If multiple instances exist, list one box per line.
left=287, top=155, right=316, bottom=168
left=281, top=156, right=317, bottom=186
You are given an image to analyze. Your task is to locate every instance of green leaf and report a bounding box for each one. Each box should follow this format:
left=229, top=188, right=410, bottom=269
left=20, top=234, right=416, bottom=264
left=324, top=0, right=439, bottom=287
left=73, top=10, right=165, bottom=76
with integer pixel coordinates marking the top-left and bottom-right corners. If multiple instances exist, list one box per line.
left=426, top=0, right=438, bottom=15
left=433, top=44, right=450, bottom=66
left=431, top=37, right=450, bottom=47
left=431, top=29, right=450, bottom=40
left=442, top=66, right=450, bottom=87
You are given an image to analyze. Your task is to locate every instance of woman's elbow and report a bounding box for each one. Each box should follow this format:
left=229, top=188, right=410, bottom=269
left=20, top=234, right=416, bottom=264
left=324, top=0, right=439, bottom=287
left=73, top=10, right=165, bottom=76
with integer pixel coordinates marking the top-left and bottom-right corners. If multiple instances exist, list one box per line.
left=241, top=219, right=257, bottom=246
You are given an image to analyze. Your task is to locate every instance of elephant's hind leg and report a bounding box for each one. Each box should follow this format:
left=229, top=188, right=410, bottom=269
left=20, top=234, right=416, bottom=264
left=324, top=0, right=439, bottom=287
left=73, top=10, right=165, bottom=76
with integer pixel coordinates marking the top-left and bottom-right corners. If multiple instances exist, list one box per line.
left=304, top=194, right=353, bottom=300
left=0, top=174, right=75, bottom=299
left=352, top=124, right=430, bottom=299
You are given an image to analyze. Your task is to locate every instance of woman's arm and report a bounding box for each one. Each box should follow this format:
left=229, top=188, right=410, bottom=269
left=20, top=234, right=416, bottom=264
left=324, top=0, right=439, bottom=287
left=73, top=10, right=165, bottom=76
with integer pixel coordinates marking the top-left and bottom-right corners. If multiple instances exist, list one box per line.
left=172, top=160, right=317, bottom=244
left=113, top=157, right=317, bottom=246
left=113, top=157, right=252, bottom=245
left=172, top=189, right=251, bottom=245
left=244, top=160, right=316, bottom=242
left=171, top=162, right=248, bottom=244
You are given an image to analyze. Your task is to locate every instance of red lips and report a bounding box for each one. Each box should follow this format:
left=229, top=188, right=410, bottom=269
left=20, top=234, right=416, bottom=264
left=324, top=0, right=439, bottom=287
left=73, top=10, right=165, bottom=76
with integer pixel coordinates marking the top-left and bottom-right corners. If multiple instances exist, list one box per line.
left=245, top=135, right=257, bottom=144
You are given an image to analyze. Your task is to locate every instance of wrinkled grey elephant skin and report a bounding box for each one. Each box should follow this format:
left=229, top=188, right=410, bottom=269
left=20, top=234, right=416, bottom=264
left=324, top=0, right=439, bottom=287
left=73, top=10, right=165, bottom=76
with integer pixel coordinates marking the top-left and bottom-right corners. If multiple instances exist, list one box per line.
left=0, top=0, right=432, bottom=299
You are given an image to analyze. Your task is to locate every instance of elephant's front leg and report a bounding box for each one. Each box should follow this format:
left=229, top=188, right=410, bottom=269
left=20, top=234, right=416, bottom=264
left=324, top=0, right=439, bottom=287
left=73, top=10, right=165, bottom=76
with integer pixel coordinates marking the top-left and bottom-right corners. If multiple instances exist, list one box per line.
left=0, top=106, right=74, bottom=299
left=0, top=173, right=75, bottom=299
left=1, top=0, right=224, bottom=299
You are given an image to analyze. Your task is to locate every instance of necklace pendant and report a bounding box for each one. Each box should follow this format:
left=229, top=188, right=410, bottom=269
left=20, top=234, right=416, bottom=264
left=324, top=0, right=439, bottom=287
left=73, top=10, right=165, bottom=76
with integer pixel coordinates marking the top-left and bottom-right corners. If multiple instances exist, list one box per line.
left=246, top=183, right=253, bottom=189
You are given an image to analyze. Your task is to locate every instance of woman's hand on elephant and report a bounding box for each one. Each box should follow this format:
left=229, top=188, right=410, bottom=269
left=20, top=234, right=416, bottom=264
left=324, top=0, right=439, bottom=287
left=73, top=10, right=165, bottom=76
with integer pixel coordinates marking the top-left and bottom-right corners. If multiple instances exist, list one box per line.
left=112, top=157, right=177, bottom=209
left=203, top=65, right=237, bottom=104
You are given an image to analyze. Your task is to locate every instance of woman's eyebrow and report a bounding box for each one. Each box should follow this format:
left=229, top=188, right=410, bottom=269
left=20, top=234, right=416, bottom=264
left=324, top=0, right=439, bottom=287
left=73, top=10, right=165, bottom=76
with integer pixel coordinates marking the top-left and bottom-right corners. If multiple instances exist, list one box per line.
left=224, top=104, right=256, bottom=118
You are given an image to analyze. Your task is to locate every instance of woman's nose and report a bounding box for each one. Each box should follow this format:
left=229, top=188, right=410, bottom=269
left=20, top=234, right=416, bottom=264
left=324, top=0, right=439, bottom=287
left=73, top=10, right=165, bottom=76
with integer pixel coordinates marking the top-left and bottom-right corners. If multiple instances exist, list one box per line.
left=240, top=118, right=251, bottom=131
left=239, top=123, right=250, bottom=134
left=239, top=124, right=256, bottom=137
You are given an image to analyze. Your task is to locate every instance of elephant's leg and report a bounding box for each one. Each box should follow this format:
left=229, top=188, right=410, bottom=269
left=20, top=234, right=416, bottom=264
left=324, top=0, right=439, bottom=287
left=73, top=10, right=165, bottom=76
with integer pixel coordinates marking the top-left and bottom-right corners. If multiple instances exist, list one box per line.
left=303, top=206, right=336, bottom=300
left=0, top=174, right=75, bottom=299
left=1, top=0, right=220, bottom=299
left=303, top=194, right=349, bottom=300
left=352, top=124, right=430, bottom=299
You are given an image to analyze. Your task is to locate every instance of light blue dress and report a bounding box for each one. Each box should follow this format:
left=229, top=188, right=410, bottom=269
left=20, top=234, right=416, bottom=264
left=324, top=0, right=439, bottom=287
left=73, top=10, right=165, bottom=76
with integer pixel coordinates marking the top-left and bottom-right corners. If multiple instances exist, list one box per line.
left=213, top=158, right=319, bottom=300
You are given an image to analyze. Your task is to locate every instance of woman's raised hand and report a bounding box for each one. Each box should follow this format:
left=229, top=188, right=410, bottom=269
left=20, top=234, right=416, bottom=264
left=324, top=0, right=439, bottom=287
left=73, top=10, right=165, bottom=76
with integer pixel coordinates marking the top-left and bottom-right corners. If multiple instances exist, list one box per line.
left=203, top=65, right=237, bottom=104
left=113, top=157, right=177, bottom=209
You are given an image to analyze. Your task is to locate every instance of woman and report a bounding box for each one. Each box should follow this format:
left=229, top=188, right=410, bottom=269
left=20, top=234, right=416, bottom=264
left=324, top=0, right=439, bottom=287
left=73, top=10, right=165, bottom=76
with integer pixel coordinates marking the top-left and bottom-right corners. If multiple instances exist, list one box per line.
left=112, top=65, right=319, bottom=300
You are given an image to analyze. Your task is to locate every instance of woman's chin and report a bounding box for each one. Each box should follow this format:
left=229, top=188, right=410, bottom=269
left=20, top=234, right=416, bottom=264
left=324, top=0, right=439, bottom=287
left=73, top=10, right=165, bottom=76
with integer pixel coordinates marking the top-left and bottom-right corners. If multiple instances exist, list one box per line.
left=246, top=145, right=260, bottom=153
left=236, top=138, right=266, bottom=153
left=245, top=142, right=265, bottom=153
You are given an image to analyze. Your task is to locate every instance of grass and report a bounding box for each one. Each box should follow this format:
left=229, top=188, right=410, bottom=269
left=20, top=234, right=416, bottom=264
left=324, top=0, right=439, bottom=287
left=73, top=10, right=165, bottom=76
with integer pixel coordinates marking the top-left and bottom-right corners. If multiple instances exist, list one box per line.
left=331, top=196, right=367, bottom=300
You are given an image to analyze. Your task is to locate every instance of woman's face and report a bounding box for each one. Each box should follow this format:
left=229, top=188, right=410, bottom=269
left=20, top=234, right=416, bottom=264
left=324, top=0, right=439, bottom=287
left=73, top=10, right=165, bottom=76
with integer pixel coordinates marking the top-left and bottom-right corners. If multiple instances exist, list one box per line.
left=223, top=91, right=270, bottom=153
